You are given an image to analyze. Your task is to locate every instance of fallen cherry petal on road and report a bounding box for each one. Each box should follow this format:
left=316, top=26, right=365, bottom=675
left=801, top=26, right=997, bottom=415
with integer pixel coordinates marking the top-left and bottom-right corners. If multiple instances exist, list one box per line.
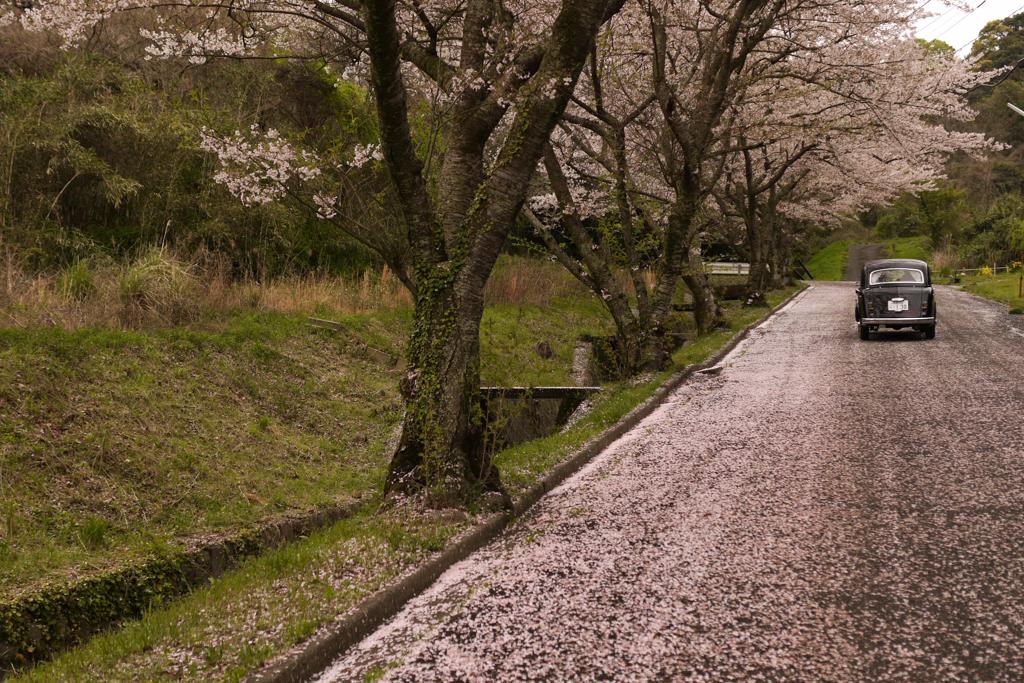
left=316, top=283, right=1024, bottom=683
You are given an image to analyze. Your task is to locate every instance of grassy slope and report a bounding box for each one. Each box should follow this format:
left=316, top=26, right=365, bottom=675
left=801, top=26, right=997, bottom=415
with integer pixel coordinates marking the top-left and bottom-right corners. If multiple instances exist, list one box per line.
left=959, top=271, right=1024, bottom=312
left=806, top=241, right=849, bottom=281
left=0, top=294, right=611, bottom=600
left=480, top=296, right=611, bottom=386
left=18, top=287, right=801, bottom=682
left=0, top=313, right=403, bottom=598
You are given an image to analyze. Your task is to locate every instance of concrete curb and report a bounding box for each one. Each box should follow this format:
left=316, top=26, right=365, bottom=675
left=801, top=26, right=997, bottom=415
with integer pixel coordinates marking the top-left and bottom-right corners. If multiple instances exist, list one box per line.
left=249, top=285, right=809, bottom=683
left=247, top=512, right=509, bottom=683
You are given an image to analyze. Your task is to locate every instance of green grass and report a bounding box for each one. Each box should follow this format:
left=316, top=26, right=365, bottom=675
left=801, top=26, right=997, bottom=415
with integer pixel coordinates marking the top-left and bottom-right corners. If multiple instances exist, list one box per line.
left=0, top=311, right=403, bottom=600
left=13, top=508, right=465, bottom=682
left=806, top=241, right=850, bottom=281
left=0, top=297, right=610, bottom=601
left=959, top=271, right=1024, bottom=311
left=807, top=235, right=932, bottom=282
left=480, top=297, right=612, bottom=387
left=884, top=236, right=932, bottom=262
left=14, top=285, right=803, bottom=682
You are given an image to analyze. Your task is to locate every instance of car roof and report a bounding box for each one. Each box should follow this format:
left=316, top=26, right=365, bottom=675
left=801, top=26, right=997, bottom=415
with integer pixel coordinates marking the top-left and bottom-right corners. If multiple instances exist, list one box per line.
left=863, top=258, right=928, bottom=272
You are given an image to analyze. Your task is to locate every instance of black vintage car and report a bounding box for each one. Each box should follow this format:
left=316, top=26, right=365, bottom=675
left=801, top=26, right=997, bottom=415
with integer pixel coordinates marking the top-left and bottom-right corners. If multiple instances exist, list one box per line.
left=855, top=258, right=936, bottom=340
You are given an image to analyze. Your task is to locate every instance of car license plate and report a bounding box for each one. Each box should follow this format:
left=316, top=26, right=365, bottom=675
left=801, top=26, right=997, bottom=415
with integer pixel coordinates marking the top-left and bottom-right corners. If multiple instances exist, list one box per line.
left=888, top=299, right=909, bottom=312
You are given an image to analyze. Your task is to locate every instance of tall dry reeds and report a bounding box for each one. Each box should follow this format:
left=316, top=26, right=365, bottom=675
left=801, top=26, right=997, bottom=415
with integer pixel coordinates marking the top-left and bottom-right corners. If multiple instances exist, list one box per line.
left=930, top=240, right=961, bottom=275
left=484, top=256, right=586, bottom=306
left=232, top=266, right=413, bottom=315
left=0, top=245, right=414, bottom=330
left=0, top=247, right=593, bottom=330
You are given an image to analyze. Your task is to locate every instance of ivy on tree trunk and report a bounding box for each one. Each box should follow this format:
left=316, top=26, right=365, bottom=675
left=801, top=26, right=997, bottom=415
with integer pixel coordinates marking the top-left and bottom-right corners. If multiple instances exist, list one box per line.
left=364, top=0, right=626, bottom=504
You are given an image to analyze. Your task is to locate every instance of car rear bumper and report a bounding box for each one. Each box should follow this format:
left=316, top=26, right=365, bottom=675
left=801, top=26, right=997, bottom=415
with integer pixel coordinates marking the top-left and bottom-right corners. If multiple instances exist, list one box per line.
left=861, top=317, right=935, bottom=326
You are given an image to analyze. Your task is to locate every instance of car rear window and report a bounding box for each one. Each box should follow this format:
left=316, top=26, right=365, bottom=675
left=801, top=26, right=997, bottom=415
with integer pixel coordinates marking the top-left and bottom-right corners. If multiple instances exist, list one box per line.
left=868, top=268, right=925, bottom=285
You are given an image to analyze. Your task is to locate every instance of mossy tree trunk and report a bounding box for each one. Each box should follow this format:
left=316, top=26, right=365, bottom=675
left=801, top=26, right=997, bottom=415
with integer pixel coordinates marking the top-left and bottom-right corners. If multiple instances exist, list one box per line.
left=385, top=266, right=500, bottom=502
left=364, top=0, right=625, bottom=503
left=684, top=242, right=726, bottom=334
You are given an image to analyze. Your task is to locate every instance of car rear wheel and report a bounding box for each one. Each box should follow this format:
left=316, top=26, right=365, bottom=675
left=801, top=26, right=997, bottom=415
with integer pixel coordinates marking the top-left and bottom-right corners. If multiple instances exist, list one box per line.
left=859, top=324, right=870, bottom=340
left=923, top=325, right=936, bottom=340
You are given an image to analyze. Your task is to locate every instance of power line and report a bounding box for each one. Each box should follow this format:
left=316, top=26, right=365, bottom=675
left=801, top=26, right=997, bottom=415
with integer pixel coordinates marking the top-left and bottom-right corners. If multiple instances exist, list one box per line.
left=918, top=2, right=963, bottom=33
left=933, top=0, right=987, bottom=41
left=963, top=55, right=1024, bottom=93
left=955, top=0, right=1024, bottom=53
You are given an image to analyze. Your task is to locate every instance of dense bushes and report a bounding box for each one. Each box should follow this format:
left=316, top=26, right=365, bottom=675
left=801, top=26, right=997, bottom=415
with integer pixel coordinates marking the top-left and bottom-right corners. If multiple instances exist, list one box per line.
left=0, top=34, right=378, bottom=278
left=869, top=188, right=1024, bottom=269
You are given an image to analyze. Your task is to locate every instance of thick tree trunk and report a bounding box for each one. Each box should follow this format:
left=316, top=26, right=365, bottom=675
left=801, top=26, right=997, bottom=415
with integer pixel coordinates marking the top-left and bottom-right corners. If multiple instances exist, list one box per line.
left=605, top=317, right=642, bottom=379
left=683, top=274, right=721, bottom=334
left=683, top=245, right=725, bottom=334
left=746, top=216, right=772, bottom=304
left=362, top=0, right=627, bottom=505
left=641, top=221, right=689, bottom=368
left=772, top=224, right=793, bottom=287
left=765, top=225, right=777, bottom=284
left=385, top=269, right=502, bottom=505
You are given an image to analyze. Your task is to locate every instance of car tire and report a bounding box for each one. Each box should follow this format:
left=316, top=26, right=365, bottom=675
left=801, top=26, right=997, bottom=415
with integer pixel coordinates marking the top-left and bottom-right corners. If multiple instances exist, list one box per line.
left=859, top=324, right=870, bottom=340
left=923, top=325, right=936, bottom=340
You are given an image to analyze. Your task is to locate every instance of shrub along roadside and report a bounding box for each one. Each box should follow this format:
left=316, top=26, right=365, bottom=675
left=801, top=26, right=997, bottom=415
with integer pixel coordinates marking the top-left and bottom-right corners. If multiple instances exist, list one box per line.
left=11, top=286, right=802, bottom=682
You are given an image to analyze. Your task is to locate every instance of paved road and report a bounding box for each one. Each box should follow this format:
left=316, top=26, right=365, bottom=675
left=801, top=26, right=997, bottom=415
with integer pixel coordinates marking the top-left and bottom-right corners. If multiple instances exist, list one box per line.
left=316, top=283, right=1024, bottom=682
left=844, top=243, right=885, bottom=281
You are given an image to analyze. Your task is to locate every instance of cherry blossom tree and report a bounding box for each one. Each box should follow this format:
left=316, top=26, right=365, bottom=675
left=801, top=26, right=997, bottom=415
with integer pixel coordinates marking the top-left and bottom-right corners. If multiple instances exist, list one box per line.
left=715, top=33, right=995, bottom=298
left=6, top=0, right=996, bottom=500
left=531, top=0, right=995, bottom=367
left=9, top=0, right=627, bottom=504
left=523, top=4, right=667, bottom=376
left=526, top=0, right=794, bottom=375
left=530, top=0, right=853, bottom=370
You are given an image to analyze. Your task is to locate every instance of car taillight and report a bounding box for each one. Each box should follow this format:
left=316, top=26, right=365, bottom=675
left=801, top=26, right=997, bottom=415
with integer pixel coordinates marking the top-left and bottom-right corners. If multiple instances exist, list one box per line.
left=921, top=299, right=929, bottom=315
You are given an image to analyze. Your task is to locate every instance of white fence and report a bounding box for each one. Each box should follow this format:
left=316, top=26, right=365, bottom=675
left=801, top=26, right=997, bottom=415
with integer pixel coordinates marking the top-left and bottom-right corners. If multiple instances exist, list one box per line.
left=956, top=265, right=1016, bottom=275
left=704, top=262, right=750, bottom=275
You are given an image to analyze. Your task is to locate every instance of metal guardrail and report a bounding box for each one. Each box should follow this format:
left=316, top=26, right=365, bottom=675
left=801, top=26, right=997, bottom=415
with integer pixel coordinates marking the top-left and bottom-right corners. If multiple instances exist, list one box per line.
left=704, top=262, right=750, bottom=275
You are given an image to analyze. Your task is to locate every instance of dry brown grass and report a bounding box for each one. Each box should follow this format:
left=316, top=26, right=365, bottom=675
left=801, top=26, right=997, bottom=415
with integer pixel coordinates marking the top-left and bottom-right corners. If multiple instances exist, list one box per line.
left=930, top=241, right=962, bottom=274
left=242, top=268, right=412, bottom=314
left=484, top=256, right=585, bottom=306
left=0, top=249, right=589, bottom=329
left=0, top=245, right=415, bottom=329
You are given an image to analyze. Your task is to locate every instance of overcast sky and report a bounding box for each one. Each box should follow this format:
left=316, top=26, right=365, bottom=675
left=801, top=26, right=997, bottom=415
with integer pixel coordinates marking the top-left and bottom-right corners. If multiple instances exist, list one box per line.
left=915, top=0, right=1024, bottom=54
